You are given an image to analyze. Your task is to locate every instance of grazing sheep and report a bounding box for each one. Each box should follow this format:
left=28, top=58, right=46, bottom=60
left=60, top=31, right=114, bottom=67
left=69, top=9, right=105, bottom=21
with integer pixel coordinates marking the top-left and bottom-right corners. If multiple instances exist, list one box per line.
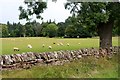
left=28, top=44, right=32, bottom=48
left=13, top=47, right=19, bottom=51
left=60, top=42, right=63, bottom=46
left=48, top=46, right=52, bottom=49
left=67, top=43, right=70, bottom=46
left=78, top=43, right=80, bottom=45
left=42, top=44, right=45, bottom=47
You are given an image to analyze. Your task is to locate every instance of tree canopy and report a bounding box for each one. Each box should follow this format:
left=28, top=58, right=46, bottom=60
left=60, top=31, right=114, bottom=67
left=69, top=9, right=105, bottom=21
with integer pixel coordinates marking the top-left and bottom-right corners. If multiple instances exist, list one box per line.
left=65, top=2, right=120, bottom=48
left=19, top=0, right=47, bottom=21
left=45, top=23, right=58, bottom=38
left=65, top=2, right=120, bottom=27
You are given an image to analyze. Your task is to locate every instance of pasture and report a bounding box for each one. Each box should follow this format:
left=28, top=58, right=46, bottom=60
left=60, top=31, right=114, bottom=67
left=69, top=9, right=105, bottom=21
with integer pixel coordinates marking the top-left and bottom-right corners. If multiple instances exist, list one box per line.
left=1, top=37, right=119, bottom=78
left=1, top=37, right=118, bottom=54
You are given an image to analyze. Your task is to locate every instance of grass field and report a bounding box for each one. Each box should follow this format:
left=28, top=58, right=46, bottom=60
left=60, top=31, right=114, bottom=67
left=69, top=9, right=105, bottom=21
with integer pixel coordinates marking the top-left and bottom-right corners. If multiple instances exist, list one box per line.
left=1, top=37, right=118, bottom=54
left=2, top=54, right=118, bottom=78
left=1, top=37, right=119, bottom=78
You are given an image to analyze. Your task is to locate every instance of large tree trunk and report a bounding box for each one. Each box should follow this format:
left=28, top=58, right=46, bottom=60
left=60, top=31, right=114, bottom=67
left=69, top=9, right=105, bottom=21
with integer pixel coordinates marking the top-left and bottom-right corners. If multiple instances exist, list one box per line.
left=97, top=21, right=114, bottom=49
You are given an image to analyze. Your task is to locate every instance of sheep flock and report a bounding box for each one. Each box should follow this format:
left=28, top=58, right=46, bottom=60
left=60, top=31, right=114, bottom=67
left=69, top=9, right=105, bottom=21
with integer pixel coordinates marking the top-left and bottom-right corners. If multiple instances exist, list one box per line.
left=13, top=42, right=71, bottom=51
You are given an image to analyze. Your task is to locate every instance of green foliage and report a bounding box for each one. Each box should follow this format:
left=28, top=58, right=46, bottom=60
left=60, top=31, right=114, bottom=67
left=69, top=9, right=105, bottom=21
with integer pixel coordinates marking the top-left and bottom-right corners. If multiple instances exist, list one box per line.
left=45, top=23, right=58, bottom=37
left=17, top=1, right=120, bottom=39
left=0, top=24, right=8, bottom=37
left=41, top=22, right=49, bottom=36
left=65, top=2, right=120, bottom=25
left=1, top=17, right=118, bottom=38
left=6, top=21, right=43, bottom=37
left=65, top=2, right=120, bottom=48
left=64, top=16, right=95, bottom=38
left=0, top=27, right=2, bottom=38
left=112, top=19, right=120, bottom=36
left=65, top=2, right=120, bottom=35
left=65, top=25, right=76, bottom=37
left=57, top=22, right=66, bottom=37
left=7, top=22, right=25, bottom=37
left=33, top=21, right=42, bottom=37
left=25, top=22, right=35, bottom=37
left=19, top=1, right=47, bottom=21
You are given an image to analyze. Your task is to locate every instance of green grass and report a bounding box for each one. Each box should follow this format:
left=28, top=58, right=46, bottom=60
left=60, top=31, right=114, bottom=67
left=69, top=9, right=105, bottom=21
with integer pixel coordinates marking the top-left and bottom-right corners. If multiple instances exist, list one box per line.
left=2, top=54, right=118, bottom=78
left=1, top=37, right=118, bottom=54
left=1, top=37, right=119, bottom=78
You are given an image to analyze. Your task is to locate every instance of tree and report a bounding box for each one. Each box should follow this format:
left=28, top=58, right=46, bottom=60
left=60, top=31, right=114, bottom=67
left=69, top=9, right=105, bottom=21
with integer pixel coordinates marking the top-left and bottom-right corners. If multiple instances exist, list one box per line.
left=19, top=0, right=47, bottom=21
left=32, top=21, right=43, bottom=37
left=0, top=25, right=2, bottom=38
left=57, top=22, right=66, bottom=37
left=19, top=24, right=26, bottom=37
left=1, top=24, right=8, bottom=37
left=41, top=22, right=49, bottom=36
left=7, top=22, right=25, bottom=37
left=65, top=16, right=94, bottom=38
left=65, top=2, right=120, bottom=48
left=25, top=22, right=35, bottom=37
left=112, top=19, right=120, bottom=36
left=46, top=23, right=58, bottom=38
left=17, top=22, right=24, bottom=37
left=65, top=25, right=77, bottom=38
left=65, top=16, right=78, bottom=38
left=7, top=21, right=13, bottom=37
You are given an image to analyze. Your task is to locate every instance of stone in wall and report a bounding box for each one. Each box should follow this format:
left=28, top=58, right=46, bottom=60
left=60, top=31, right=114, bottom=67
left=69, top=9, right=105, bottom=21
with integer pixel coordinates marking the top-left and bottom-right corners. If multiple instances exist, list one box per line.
left=0, top=46, right=119, bottom=70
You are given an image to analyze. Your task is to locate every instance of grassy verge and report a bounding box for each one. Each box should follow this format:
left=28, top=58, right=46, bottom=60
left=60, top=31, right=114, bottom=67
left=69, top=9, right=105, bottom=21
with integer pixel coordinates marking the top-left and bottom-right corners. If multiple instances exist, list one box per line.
left=2, top=54, right=118, bottom=78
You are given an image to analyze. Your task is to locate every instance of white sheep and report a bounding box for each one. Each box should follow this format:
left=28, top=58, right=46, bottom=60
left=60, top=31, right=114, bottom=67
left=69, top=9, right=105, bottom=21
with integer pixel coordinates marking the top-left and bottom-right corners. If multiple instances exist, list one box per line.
left=67, top=43, right=70, bottom=46
left=48, top=46, right=52, bottom=49
left=13, top=47, right=19, bottom=51
left=42, top=44, right=45, bottom=47
left=78, top=43, right=80, bottom=45
left=60, top=42, right=63, bottom=46
left=28, top=44, right=32, bottom=48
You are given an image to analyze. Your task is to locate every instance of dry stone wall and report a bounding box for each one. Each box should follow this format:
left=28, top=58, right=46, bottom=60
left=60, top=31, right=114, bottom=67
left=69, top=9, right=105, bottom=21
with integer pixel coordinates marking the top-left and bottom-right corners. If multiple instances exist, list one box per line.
left=0, top=46, right=119, bottom=70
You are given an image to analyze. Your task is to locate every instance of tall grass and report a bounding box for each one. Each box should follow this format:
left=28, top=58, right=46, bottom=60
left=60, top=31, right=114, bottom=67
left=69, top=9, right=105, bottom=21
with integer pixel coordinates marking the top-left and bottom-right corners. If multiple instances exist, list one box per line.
left=2, top=54, right=118, bottom=78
